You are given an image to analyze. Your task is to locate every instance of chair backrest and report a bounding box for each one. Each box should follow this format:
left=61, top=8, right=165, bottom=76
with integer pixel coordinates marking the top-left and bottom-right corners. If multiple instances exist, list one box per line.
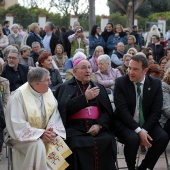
left=60, top=72, right=66, bottom=82
left=106, top=88, right=115, bottom=111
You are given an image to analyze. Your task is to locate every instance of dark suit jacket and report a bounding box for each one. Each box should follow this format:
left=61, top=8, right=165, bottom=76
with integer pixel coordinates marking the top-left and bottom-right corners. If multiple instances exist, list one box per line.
left=114, top=74, right=163, bottom=132
left=1, top=64, right=29, bottom=92
left=26, top=31, right=44, bottom=48
left=63, top=30, right=74, bottom=58
left=55, top=77, right=114, bottom=128
left=50, top=33, right=61, bottom=55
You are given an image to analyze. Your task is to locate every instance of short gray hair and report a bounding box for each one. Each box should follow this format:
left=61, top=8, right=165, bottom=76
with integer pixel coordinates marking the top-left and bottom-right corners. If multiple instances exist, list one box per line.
left=97, top=54, right=111, bottom=64
left=31, top=42, right=40, bottom=48
left=4, top=45, right=18, bottom=61
left=45, top=22, right=54, bottom=30
left=27, top=67, right=49, bottom=85
left=8, top=49, right=19, bottom=57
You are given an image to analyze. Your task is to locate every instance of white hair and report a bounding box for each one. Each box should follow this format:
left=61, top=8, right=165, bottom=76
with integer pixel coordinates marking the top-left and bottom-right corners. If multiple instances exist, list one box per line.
left=73, top=51, right=87, bottom=62
left=11, top=23, right=19, bottom=30
left=136, top=52, right=146, bottom=58
left=97, top=54, right=111, bottom=63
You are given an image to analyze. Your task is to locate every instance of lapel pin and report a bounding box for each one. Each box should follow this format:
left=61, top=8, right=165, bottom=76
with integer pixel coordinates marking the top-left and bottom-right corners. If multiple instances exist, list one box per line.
left=148, top=88, right=151, bottom=90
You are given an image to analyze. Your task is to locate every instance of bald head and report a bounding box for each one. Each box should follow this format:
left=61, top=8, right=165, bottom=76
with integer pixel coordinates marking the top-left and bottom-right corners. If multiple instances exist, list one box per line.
left=117, top=42, right=124, bottom=52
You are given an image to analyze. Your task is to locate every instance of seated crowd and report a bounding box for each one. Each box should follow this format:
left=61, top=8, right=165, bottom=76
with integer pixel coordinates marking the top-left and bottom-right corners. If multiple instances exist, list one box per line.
left=0, top=20, right=170, bottom=170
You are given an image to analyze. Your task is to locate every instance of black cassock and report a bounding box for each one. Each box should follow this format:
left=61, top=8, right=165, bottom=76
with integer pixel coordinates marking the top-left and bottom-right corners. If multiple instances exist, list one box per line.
left=55, top=77, right=117, bottom=170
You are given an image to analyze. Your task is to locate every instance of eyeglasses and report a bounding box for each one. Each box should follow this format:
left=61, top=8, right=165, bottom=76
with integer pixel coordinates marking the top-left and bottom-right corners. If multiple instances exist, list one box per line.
left=7, top=57, right=18, bottom=60
left=125, top=59, right=130, bottom=62
left=130, top=53, right=135, bottom=55
left=161, top=62, right=167, bottom=65
left=39, top=79, right=51, bottom=83
left=76, top=66, right=92, bottom=71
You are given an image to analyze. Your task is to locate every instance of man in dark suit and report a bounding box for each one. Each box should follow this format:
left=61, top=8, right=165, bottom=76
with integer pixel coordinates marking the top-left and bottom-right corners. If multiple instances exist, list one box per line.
left=2, top=20, right=10, bottom=36
left=1, top=49, right=29, bottom=92
left=114, top=55, right=169, bottom=170
left=43, top=22, right=61, bottom=55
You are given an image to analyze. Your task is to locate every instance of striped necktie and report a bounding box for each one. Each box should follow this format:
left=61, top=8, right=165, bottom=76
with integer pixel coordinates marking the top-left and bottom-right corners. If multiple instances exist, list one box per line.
left=136, top=83, right=145, bottom=127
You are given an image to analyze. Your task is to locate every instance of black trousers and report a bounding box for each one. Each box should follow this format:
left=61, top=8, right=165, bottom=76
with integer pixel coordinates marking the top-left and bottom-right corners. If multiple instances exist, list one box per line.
left=164, top=119, right=170, bottom=137
left=115, top=124, right=169, bottom=170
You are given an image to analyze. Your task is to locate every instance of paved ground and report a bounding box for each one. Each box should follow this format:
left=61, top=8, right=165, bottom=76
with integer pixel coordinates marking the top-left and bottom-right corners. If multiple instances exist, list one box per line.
left=0, top=143, right=170, bottom=170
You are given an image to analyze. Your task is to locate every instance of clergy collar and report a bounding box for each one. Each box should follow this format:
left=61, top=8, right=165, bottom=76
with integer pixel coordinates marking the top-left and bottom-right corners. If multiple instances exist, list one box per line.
left=74, top=77, right=90, bottom=86
left=29, top=84, right=43, bottom=97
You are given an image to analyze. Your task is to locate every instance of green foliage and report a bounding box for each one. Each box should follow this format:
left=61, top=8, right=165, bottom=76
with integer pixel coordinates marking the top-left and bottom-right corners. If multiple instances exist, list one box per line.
left=109, top=12, right=127, bottom=28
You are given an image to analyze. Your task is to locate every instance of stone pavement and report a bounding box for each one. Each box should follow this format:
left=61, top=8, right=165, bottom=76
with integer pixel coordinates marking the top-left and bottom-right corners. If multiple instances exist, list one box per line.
left=0, top=143, right=169, bottom=170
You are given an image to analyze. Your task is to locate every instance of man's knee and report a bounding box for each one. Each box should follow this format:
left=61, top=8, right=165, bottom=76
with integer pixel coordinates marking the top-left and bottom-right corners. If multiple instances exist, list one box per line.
left=30, top=139, right=46, bottom=151
left=125, top=132, right=140, bottom=145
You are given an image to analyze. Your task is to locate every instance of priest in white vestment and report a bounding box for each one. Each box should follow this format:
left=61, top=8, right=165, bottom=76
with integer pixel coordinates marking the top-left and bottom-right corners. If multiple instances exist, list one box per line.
left=5, top=67, right=70, bottom=170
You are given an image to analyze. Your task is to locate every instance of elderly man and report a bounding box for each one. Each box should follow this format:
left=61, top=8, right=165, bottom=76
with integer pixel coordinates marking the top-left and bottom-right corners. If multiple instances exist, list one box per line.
left=29, top=41, right=41, bottom=65
left=5, top=67, right=70, bottom=170
left=43, top=22, right=61, bottom=55
left=111, top=42, right=125, bottom=68
left=1, top=48, right=29, bottom=92
left=114, top=55, right=169, bottom=170
left=55, top=58, right=117, bottom=170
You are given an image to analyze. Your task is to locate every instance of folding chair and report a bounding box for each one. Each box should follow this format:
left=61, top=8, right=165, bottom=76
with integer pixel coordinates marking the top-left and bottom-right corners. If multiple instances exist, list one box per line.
left=164, top=149, right=170, bottom=170
left=116, top=138, right=142, bottom=170
left=7, top=146, right=13, bottom=170
left=106, top=88, right=115, bottom=112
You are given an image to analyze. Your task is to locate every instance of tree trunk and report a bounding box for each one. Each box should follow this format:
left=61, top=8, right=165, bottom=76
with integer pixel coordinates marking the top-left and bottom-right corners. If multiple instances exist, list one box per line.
left=88, top=0, right=96, bottom=33
left=126, top=1, right=133, bottom=28
left=108, top=0, right=144, bottom=28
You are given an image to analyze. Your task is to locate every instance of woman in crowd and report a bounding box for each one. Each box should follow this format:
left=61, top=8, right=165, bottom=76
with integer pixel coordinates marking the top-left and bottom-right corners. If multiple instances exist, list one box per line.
left=68, top=26, right=89, bottom=57
left=8, top=24, right=23, bottom=48
left=95, top=54, right=121, bottom=90
left=145, top=25, right=160, bottom=47
left=89, top=46, right=104, bottom=73
left=160, top=68, right=170, bottom=137
left=127, top=47, right=137, bottom=56
left=19, top=45, right=34, bottom=67
left=107, top=24, right=127, bottom=56
left=52, top=44, right=68, bottom=72
left=89, top=24, right=105, bottom=57
left=148, top=35, right=164, bottom=63
left=117, top=54, right=132, bottom=75
left=38, top=52, right=62, bottom=91
left=26, top=22, right=43, bottom=48
left=159, top=56, right=168, bottom=72
left=114, top=24, right=128, bottom=44
left=0, top=25, right=9, bottom=59
left=146, top=52, right=155, bottom=65
left=147, top=64, right=164, bottom=79
left=124, top=35, right=140, bottom=53
left=101, top=22, right=114, bottom=55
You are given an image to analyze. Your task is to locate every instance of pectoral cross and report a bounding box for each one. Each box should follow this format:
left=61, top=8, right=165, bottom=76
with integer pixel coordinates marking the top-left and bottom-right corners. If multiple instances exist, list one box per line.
left=86, top=106, right=92, bottom=115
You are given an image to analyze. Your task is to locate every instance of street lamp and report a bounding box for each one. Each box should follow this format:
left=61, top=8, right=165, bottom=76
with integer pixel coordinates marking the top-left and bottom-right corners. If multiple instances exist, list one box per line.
left=132, top=0, right=135, bottom=26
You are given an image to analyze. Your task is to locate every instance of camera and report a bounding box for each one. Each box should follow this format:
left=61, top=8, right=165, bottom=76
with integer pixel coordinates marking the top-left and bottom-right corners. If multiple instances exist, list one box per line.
left=77, top=29, right=82, bottom=33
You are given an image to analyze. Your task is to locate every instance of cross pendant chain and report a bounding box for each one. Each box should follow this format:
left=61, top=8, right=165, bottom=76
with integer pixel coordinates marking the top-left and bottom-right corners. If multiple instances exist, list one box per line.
left=86, top=106, right=91, bottom=115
